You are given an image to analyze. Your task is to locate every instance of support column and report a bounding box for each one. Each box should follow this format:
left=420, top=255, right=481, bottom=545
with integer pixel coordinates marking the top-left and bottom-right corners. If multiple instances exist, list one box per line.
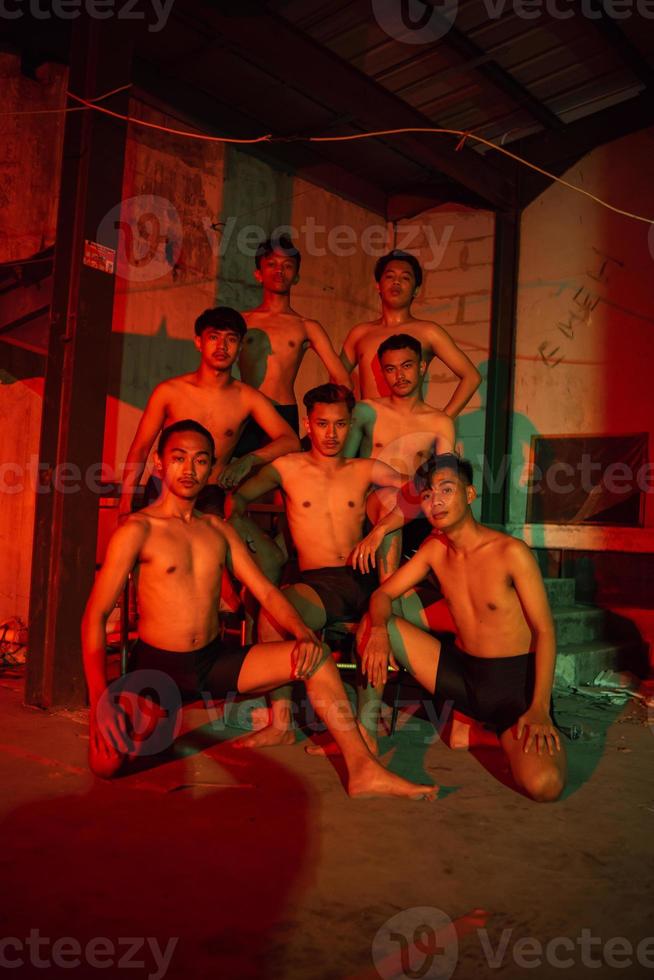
left=26, top=18, right=134, bottom=706
left=481, top=210, right=521, bottom=527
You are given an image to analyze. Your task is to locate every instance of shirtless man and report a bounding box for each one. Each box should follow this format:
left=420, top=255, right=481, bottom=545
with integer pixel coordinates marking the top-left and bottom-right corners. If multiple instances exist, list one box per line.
left=118, top=306, right=300, bottom=519
left=82, top=419, right=434, bottom=800
left=234, top=234, right=351, bottom=457
left=354, top=453, right=566, bottom=801
left=226, top=383, right=407, bottom=748
left=117, top=306, right=298, bottom=581
left=344, top=332, right=455, bottom=577
left=340, top=249, right=481, bottom=412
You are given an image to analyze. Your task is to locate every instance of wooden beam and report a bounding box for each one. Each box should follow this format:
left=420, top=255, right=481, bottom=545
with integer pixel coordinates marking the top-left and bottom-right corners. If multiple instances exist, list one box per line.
left=185, top=2, right=514, bottom=210
left=25, top=16, right=134, bottom=708
left=481, top=211, right=520, bottom=527
left=512, top=91, right=654, bottom=205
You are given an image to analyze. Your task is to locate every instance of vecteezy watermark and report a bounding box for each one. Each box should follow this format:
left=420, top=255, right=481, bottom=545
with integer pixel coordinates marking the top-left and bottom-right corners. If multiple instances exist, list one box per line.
left=372, top=908, right=654, bottom=978
left=372, top=0, right=654, bottom=44
left=93, top=195, right=454, bottom=284
left=1, top=454, right=653, bottom=498
left=0, top=931, right=178, bottom=978
left=0, top=0, right=175, bottom=32
left=372, top=907, right=459, bottom=980
left=97, top=669, right=183, bottom=757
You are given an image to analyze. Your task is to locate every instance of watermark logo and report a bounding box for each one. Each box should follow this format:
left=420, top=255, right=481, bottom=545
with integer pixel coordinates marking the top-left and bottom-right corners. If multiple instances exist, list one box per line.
left=372, top=0, right=654, bottom=41
left=97, top=195, right=183, bottom=284
left=371, top=907, right=458, bottom=980
left=0, top=0, right=175, bottom=32
left=0, top=931, right=177, bottom=978
left=372, top=0, right=458, bottom=44
left=98, top=669, right=182, bottom=757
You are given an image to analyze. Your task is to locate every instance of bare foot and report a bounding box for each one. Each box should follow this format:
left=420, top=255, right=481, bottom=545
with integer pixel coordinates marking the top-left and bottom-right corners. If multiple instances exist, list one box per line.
left=348, top=758, right=437, bottom=801
left=305, top=722, right=379, bottom=758
left=231, top=725, right=296, bottom=749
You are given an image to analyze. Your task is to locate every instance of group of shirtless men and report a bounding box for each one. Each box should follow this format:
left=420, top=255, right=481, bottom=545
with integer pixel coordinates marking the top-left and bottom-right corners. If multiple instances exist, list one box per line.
left=82, top=239, right=566, bottom=803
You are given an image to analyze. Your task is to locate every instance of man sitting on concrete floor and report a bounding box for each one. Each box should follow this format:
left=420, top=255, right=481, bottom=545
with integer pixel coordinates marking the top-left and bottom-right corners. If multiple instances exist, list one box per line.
left=82, top=419, right=435, bottom=800
left=226, top=383, right=409, bottom=749
left=234, top=233, right=351, bottom=458
left=351, top=453, right=566, bottom=801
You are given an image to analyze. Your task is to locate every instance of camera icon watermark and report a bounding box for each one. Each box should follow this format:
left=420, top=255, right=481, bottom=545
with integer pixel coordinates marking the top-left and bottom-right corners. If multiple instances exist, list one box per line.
left=97, top=195, right=183, bottom=285
left=372, top=0, right=458, bottom=44
left=371, top=907, right=459, bottom=980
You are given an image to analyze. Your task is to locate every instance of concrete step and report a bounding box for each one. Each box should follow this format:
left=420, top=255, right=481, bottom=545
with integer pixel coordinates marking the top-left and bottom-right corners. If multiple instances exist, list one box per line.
left=552, top=605, right=607, bottom=645
left=543, top=577, right=576, bottom=607
left=554, top=639, right=647, bottom=688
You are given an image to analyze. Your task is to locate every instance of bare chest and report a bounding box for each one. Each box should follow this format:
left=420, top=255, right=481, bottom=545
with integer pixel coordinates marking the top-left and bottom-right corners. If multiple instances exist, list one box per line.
left=139, top=523, right=225, bottom=584
left=164, top=388, right=247, bottom=455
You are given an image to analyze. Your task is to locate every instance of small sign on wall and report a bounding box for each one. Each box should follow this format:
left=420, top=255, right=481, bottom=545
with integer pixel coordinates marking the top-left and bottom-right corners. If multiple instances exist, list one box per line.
left=83, top=240, right=115, bottom=275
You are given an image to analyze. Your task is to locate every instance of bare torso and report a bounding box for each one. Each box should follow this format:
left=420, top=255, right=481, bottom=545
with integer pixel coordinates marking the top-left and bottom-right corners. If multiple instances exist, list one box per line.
left=350, top=319, right=441, bottom=398
left=356, top=398, right=454, bottom=474
left=159, top=375, right=252, bottom=480
left=426, top=531, right=535, bottom=657
left=130, top=509, right=226, bottom=651
left=240, top=310, right=309, bottom=404
left=274, top=454, right=374, bottom=570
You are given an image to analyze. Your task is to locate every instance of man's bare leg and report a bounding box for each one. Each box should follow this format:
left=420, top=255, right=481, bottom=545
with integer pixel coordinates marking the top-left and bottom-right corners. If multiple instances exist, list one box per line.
left=499, top=725, right=566, bottom=802
left=233, top=584, right=327, bottom=748
left=236, top=641, right=436, bottom=800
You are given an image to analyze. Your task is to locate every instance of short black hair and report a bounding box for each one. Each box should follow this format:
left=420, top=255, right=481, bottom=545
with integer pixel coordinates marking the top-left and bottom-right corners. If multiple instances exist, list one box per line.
left=194, top=306, right=247, bottom=339
left=157, top=419, right=216, bottom=463
left=255, top=233, right=301, bottom=271
left=414, top=453, right=474, bottom=491
left=303, top=383, right=355, bottom=416
left=377, top=333, right=422, bottom=360
left=374, top=249, right=423, bottom=289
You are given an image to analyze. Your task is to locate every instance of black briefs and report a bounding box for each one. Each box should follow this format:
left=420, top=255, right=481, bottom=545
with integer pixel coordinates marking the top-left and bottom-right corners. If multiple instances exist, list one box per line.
left=433, top=639, right=547, bottom=734
left=295, top=565, right=377, bottom=624
left=128, top=633, right=251, bottom=701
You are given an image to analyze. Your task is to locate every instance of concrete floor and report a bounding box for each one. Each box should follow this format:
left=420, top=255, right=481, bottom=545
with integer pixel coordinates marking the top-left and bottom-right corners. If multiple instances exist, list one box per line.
left=1, top=669, right=653, bottom=980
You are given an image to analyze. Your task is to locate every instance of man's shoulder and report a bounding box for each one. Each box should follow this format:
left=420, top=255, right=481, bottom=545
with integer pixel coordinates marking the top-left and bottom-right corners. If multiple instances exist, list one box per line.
left=345, top=319, right=380, bottom=340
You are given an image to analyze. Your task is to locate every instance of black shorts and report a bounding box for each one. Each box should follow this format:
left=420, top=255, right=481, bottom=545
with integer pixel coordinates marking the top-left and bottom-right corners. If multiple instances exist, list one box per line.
left=233, top=403, right=299, bottom=457
left=128, top=634, right=251, bottom=701
left=296, top=566, right=377, bottom=624
left=434, top=639, right=544, bottom=734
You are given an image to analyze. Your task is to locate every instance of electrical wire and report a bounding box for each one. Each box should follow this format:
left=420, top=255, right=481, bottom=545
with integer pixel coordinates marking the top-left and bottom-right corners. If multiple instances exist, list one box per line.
left=1, top=87, right=653, bottom=224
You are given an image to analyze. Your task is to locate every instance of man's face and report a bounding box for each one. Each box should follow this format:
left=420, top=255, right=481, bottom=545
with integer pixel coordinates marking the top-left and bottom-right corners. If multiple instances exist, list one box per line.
left=195, top=327, right=242, bottom=371
left=380, top=347, right=424, bottom=397
left=305, top=402, right=351, bottom=457
left=255, top=250, right=299, bottom=294
left=156, top=430, right=214, bottom=499
left=377, top=260, right=418, bottom=309
left=419, top=468, right=475, bottom=530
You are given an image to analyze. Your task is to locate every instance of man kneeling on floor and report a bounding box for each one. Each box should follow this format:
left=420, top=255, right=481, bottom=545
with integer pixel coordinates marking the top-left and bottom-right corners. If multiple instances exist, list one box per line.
left=354, top=453, right=566, bottom=802
left=82, top=419, right=434, bottom=800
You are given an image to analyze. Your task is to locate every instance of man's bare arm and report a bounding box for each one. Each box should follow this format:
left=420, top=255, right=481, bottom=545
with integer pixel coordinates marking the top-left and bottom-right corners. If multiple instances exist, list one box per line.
left=219, top=389, right=299, bottom=489
left=342, top=401, right=369, bottom=458
left=305, top=319, right=352, bottom=389
left=507, top=539, right=560, bottom=753
left=339, top=323, right=365, bottom=377
left=358, top=547, right=434, bottom=687
left=220, top=521, right=322, bottom=677
left=225, top=463, right=282, bottom=519
left=118, top=385, right=169, bottom=519
left=82, top=517, right=148, bottom=706
left=426, top=324, right=481, bottom=418
left=434, top=414, right=456, bottom=454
